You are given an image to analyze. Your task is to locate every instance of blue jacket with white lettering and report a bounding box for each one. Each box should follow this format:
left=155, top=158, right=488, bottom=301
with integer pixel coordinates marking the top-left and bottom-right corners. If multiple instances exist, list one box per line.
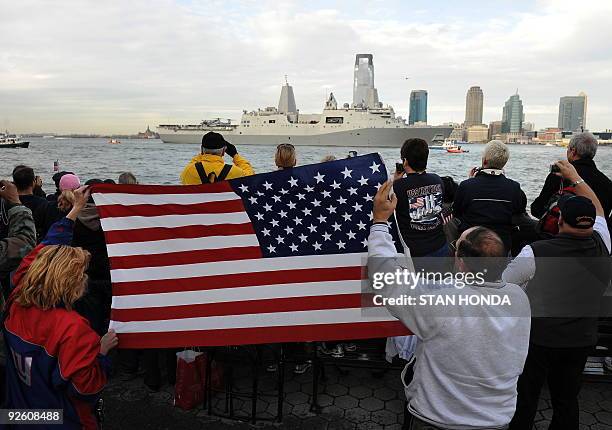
left=2, top=218, right=110, bottom=429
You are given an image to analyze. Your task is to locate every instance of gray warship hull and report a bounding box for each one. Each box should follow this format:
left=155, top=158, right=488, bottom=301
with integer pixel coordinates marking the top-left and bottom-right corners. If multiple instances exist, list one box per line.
left=158, top=126, right=452, bottom=147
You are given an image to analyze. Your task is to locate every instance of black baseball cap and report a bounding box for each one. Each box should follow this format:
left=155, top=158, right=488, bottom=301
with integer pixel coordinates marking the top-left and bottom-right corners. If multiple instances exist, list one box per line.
left=558, top=194, right=596, bottom=229
left=52, top=171, right=74, bottom=189
left=201, top=132, right=228, bottom=150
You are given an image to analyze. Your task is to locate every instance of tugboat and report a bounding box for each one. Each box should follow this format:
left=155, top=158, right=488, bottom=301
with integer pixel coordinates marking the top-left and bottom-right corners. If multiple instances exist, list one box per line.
left=0, top=132, right=29, bottom=149
left=447, top=146, right=469, bottom=153
left=431, top=139, right=467, bottom=151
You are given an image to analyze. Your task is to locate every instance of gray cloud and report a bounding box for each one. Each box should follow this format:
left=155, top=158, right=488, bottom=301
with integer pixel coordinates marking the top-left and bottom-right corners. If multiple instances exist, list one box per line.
left=1, top=0, right=611, bottom=133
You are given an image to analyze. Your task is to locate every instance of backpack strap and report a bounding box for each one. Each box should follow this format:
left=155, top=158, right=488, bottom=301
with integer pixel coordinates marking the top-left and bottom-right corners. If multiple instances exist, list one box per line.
left=217, top=164, right=233, bottom=182
left=194, top=162, right=209, bottom=184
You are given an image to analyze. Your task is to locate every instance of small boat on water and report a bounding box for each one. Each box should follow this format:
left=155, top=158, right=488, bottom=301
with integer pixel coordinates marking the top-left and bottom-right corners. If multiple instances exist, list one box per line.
left=0, top=132, right=29, bottom=149
left=431, top=139, right=467, bottom=151
left=447, top=147, right=469, bottom=153
left=108, top=138, right=121, bottom=144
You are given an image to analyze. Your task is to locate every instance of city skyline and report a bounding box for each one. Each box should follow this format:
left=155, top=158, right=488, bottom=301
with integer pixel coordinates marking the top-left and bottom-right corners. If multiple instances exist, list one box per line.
left=2, top=1, right=612, bottom=134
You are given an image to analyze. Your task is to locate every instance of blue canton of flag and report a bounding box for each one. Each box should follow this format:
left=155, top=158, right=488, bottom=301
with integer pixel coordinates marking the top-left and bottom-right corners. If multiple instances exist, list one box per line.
left=232, top=153, right=392, bottom=257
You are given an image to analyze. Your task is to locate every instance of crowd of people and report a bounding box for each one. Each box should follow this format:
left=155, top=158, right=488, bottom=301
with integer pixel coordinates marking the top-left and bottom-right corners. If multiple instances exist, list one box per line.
left=0, top=129, right=610, bottom=429
left=372, top=132, right=612, bottom=429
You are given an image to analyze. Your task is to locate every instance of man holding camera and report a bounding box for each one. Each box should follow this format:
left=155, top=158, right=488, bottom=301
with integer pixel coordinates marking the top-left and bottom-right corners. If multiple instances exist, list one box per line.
left=531, top=132, right=612, bottom=230
left=180, top=132, right=255, bottom=185
left=453, top=140, right=527, bottom=254
left=503, top=160, right=611, bottom=429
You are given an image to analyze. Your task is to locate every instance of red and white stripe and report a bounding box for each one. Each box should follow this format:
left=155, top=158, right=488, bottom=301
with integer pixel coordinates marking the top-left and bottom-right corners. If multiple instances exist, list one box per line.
left=92, top=183, right=408, bottom=349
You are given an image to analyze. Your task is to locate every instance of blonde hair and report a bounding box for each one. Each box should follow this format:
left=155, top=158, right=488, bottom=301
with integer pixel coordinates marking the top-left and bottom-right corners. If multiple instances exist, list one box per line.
left=57, top=190, right=75, bottom=212
left=118, top=171, right=138, bottom=184
left=15, top=245, right=90, bottom=311
left=275, top=144, right=296, bottom=169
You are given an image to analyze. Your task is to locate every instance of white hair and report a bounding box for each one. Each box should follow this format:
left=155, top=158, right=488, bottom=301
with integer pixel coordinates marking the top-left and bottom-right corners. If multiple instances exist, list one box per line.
left=568, top=132, right=597, bottom=160
left=483, top=140, right=510, bottom=169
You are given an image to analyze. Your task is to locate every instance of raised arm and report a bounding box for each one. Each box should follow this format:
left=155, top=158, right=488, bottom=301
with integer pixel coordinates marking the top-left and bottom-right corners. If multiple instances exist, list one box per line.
left=11, top=187, right=90, bottom=287
left=555, top=160, right=604, bottom=217
left=368, top=181, right=438, bottom=338
left=531, top=173, right=561, bottom=218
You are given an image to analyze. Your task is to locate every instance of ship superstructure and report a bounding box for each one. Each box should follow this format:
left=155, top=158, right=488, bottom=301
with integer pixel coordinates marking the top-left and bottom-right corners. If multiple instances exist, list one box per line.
left=158, top=55, right=452, bottom=147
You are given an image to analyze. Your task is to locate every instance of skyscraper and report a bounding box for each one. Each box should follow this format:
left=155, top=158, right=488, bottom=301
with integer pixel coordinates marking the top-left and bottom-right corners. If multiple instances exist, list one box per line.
left=558, top=93, right=587, bottom=131
left=501, top=92, right=523, bottom=133
left=409, top=90, right=428, bottom=125
left=465, top=86, right=484, bottom=127
left=353, top=54, right=379, bottom=108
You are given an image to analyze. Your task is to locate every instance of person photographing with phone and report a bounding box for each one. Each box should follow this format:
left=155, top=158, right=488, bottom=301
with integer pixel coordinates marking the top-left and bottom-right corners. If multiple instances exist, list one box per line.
left=392, top=138, right=449, bottom=259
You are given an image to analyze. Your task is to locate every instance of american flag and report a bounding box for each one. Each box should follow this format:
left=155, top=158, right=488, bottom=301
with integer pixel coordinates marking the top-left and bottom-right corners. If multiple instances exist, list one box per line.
left=92, top=154, right=409, bottom=348
left=409, top=197, right=425, bottom=209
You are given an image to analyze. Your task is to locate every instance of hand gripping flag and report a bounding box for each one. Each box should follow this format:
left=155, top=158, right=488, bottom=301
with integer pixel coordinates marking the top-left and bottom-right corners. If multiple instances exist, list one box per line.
left=92, top=153, right=410, bottom=348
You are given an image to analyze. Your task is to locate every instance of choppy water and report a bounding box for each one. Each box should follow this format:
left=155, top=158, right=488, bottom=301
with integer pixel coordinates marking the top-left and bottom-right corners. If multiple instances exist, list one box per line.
left=2, top=138, right=611, bottom=205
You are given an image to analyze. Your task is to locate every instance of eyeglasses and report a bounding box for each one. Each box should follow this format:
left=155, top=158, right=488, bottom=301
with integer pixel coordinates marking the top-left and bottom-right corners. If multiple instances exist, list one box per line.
left=277, top=143, right=294, bottom=149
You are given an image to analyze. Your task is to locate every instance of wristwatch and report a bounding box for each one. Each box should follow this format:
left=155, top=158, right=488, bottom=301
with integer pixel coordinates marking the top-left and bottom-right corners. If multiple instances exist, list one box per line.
left=570, top=179, right=585, bottom=187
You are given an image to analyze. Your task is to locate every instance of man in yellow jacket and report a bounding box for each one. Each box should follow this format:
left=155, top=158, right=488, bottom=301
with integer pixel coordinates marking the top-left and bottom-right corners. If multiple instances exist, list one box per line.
left=180, top=132, right=255, bottom=184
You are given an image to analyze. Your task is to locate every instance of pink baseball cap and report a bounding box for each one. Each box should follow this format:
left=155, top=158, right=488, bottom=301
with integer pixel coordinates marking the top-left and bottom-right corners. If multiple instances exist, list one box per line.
left=59, top=174, right=81, bottom=191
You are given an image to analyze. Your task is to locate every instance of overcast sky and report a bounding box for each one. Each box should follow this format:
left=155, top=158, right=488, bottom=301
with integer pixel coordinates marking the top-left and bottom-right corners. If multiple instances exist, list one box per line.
left=2, top=0, right=611, bottom=134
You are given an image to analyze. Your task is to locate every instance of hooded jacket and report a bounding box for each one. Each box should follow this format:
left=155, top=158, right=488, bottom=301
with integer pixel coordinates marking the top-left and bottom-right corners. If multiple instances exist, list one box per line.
left=180, top=153, right=255, bottom=185
left=3, top=217, right=109, bottom=429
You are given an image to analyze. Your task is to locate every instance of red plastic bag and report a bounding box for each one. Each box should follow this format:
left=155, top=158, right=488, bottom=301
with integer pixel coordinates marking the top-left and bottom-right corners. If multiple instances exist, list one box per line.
left=174, top=350, right=205, bottom=410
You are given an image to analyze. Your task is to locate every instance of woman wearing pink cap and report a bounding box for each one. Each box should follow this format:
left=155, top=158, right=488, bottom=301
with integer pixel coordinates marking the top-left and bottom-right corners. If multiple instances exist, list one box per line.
left=58, top=174, right=81, bottom=213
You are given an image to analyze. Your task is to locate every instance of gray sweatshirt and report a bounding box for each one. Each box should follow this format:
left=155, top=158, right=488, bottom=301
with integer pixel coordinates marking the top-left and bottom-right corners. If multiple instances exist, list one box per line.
left=368, top=223, right=531, bottom=429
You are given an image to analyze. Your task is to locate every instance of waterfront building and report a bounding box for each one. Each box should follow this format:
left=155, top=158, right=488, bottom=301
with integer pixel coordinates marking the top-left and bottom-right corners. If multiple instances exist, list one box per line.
left=443, top=122, right=466, bottom=141
left=538, top=127, right=563, bottom=143
left=464, top=86, right=484, bottom=127
left=409, top=90, right=428, bottom=125
left=488, top=121, right=503, bottom=140
left=466, top=125, right=489, bottom=143
left=523, top=122, right=534, bottom=132
left=500, top=132, right=528, bottom=144
left=558, top=93, right=587, bottom=131
left=501, top=92, right=524, bottom=133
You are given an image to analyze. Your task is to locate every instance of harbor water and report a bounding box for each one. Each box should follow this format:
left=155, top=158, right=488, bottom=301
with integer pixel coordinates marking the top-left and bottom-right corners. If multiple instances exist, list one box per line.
left=2, top=138, right=611, bottom=205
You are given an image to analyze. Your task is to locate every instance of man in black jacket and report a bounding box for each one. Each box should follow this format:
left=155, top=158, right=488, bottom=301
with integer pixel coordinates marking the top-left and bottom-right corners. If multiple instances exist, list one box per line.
left=453, top=140, right=527, bottom=253
left=504, top=160, right=611, bottom=429
left=9, top=166, right=55, bottom=241
left=531, top=132, right=612, bottom=230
